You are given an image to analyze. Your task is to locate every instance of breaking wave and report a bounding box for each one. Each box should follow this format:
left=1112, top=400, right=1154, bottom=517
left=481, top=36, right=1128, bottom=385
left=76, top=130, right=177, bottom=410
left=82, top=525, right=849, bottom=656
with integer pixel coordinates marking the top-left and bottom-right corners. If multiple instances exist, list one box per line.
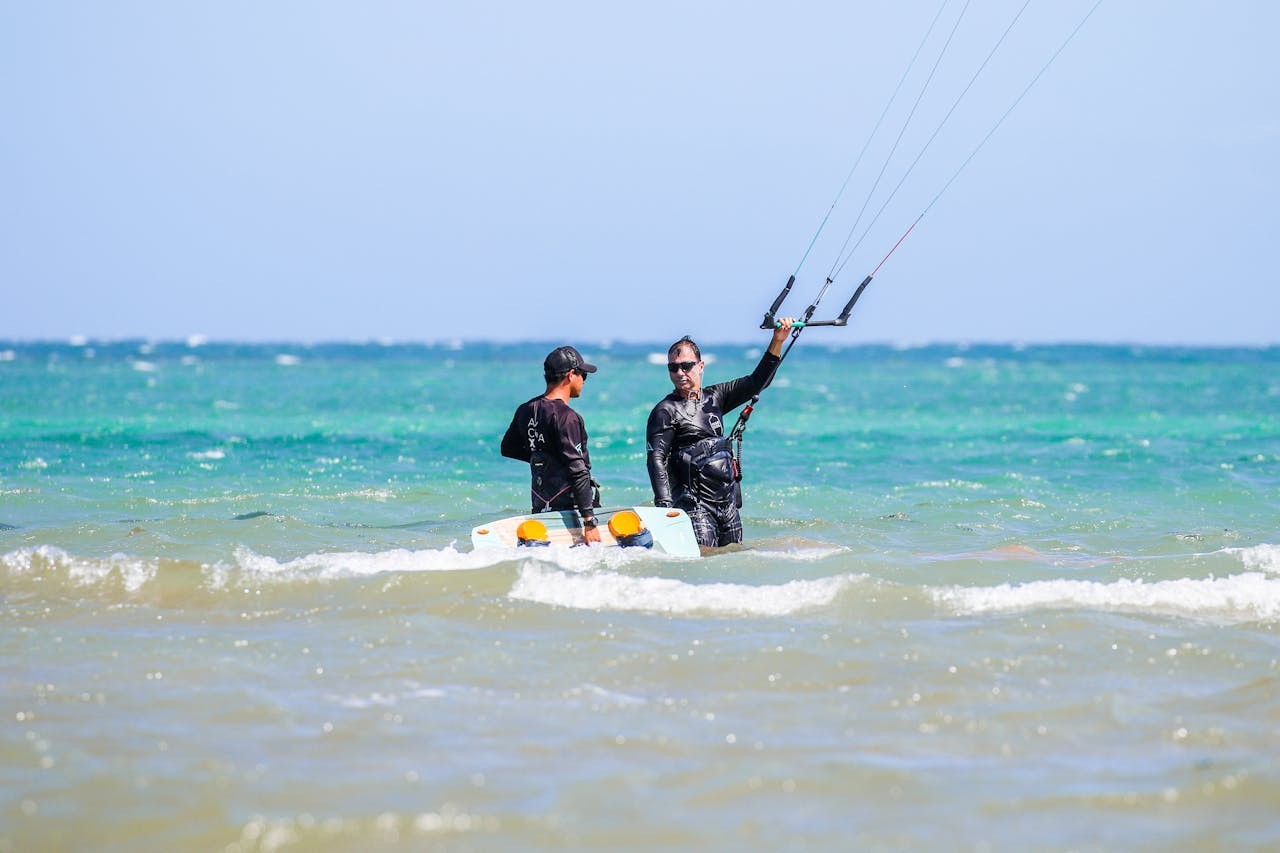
left=932, top=572, right=1280, bottom=623
left=509, top=564, right=862, bottom=616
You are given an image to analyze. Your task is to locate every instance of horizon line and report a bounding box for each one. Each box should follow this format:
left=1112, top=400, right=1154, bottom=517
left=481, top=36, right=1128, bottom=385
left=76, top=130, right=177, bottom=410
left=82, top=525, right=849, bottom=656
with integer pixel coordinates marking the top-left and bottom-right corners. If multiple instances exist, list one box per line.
left=1, top=335, right=1278, bottom=351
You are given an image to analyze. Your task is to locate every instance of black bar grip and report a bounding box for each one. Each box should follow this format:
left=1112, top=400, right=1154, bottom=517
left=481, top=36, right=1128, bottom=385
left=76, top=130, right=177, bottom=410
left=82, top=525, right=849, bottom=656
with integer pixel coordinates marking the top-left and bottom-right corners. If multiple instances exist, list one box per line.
left=760, top=275, right=795, bottom=329
left=836, top=275, right=874, bottom=323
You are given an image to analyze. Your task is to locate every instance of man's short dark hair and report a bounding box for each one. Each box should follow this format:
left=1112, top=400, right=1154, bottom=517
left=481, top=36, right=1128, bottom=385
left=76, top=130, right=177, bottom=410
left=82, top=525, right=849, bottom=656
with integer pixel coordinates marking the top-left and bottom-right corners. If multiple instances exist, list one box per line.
left=667, top=335, right=701, bottom=361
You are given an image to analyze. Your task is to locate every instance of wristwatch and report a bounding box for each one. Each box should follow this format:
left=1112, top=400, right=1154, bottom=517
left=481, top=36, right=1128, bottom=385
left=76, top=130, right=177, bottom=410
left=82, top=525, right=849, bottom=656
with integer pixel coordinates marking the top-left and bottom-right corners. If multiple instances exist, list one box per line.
left=581, top=515, right=598, bottom=529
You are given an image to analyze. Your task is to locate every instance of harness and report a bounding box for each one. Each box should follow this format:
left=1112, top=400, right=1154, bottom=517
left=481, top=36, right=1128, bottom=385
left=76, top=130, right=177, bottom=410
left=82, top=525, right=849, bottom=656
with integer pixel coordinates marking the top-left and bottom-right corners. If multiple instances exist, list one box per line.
left=531, top=483, right=572, bottom=512
left=676, top=435, right=742, bottom=509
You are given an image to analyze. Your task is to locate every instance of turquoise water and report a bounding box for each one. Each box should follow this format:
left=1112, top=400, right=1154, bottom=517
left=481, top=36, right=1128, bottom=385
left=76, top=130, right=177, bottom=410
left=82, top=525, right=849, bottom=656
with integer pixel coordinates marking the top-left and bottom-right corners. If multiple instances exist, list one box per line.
left=3, top=340, right=1279, bottom=850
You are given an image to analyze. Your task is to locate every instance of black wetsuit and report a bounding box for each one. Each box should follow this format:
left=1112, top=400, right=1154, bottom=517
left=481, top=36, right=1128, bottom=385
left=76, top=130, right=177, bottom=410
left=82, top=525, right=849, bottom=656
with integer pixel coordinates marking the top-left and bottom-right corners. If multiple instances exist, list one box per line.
left=646, top=351, right=780, bottom=547
left=501, top=396, right=598, bottom=520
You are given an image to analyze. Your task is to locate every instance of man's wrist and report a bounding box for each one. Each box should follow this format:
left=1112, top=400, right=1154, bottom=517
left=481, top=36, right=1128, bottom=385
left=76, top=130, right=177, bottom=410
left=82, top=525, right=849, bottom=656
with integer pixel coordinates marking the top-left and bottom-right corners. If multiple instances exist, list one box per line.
left=581, top=515, right=598, bottom=528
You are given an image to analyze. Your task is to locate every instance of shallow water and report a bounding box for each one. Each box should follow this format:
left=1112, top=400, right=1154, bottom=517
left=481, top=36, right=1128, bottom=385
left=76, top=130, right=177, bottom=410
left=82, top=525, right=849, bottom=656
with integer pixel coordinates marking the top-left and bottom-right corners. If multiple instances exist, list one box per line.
left=3, top=340, right=1279, bottom=850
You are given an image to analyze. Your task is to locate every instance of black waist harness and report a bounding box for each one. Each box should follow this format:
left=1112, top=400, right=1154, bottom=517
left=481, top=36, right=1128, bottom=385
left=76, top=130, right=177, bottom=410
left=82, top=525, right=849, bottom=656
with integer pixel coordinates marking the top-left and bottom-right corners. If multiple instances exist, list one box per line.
left=677, top=436, right=741, bottom=507
left=530, top=452, right=600, bottom=512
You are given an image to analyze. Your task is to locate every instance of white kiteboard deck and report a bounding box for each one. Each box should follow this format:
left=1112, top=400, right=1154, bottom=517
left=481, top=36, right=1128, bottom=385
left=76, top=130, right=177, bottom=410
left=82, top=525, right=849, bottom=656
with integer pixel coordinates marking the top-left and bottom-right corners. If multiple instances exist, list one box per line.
left=471, top=506, right=700, bottom=559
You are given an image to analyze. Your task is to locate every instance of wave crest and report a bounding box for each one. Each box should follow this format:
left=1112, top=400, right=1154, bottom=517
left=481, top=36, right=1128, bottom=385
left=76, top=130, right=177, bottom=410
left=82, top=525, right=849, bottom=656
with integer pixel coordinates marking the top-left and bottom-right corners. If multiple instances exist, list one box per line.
left=1231, top=544, right=1280, bottom=575
left=932, top=572, right=1280, bottom=623
left=509, top=564, right=860, bottom=616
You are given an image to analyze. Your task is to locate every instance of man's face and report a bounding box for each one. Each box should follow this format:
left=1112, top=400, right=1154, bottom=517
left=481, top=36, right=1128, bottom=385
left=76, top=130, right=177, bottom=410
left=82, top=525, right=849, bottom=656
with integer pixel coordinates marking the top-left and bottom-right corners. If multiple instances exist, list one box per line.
left=667, top=345, right=703, bottom=397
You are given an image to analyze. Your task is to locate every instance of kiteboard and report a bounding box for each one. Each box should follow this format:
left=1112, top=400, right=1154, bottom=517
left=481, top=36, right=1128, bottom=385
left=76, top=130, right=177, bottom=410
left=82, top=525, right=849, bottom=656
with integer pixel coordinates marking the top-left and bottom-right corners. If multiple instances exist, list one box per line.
left=471, top=505, right=700, bottom=559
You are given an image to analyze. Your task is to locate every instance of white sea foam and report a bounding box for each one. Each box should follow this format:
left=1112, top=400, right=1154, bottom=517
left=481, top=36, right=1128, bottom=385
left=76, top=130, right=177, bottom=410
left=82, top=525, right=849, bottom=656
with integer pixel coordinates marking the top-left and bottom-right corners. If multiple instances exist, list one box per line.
left=913, top=479, right=985, bottom=490
left=509, top=565, right=859, bottom=616
left=2, top=544, right=518, bottom=592
left=566, top=683, right=647, bottom=708
left=225, top=545, right=512, bottom=581
left=327, top=692, right=399, bottom=709
left=1230, top=544, right=1280, bottom=574
left=329, top=488, right=394, bottom=501
left=932, top=572, right=1280, bottom=623
left=274, top=354, right=301, bottom=366
left=189, top=449, right=226, bottom=460
left=131, top=360, right=158, bottom=373
left=527, top=541, right=681, bottom=573
left=750, top=541, right=848, bottom=561
left=3, top=546, right=157, bottom=592
left=5, top=540, right=673, bottom=591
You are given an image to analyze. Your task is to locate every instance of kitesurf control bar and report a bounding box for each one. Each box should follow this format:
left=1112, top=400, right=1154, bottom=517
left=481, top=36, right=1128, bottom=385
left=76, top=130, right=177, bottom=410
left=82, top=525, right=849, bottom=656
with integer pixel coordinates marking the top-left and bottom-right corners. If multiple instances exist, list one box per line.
left=759, top=274, right=873, bottom=329
left=732, top=268, right=875, bottom=441
left=727, top=269, right=876, bottom=491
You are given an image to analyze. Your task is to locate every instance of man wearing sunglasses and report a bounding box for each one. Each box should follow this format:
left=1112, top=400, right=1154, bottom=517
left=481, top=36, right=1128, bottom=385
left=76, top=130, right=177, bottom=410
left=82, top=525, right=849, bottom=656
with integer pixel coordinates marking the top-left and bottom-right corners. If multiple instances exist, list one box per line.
left=645, top=318, right=795, bottom=548
left=501, top=345, right=602, bottom=544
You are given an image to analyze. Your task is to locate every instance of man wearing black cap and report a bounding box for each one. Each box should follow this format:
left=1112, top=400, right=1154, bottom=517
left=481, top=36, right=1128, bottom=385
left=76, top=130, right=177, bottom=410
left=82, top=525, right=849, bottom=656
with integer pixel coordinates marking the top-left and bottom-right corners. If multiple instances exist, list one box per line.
left=500, top=345, right=602, bottom=544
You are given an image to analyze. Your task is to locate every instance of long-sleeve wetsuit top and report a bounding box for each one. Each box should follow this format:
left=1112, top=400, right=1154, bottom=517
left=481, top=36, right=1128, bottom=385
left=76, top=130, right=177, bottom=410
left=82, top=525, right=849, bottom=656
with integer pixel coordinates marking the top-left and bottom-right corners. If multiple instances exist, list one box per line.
left=646, top=351, right=780, bottom=507
left=501, top=395, right=596, bottom=517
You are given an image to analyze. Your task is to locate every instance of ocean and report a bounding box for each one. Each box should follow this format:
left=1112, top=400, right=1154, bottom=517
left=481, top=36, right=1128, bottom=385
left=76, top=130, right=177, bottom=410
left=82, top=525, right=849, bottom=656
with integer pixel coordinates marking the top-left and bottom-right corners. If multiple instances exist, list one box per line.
left=3, top=339, right=1278, bottom=851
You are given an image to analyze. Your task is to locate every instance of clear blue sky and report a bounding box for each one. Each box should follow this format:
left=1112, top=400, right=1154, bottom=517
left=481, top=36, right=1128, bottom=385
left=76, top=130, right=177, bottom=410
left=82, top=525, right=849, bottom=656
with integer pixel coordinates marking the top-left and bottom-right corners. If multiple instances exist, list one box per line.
left=2, top=1, right=1276, bottom=346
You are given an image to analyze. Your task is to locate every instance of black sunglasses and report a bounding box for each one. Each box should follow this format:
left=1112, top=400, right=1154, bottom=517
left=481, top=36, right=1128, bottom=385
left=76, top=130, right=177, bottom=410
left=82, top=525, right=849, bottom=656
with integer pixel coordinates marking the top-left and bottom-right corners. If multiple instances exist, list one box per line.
left=667, top=360, right=699, bottom=373
left=574, top=369, right=588, bottom=380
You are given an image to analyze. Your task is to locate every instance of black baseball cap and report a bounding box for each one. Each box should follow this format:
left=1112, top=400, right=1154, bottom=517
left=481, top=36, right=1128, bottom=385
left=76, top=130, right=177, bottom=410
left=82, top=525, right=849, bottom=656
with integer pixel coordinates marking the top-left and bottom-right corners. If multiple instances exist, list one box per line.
left=543, top=345, right=598, bottom=380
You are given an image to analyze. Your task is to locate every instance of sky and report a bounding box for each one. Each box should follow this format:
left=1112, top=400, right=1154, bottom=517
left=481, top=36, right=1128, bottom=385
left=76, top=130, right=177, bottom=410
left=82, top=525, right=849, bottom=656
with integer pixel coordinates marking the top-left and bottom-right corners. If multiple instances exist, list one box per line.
left=1, top=1, right=1276, bottom=346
